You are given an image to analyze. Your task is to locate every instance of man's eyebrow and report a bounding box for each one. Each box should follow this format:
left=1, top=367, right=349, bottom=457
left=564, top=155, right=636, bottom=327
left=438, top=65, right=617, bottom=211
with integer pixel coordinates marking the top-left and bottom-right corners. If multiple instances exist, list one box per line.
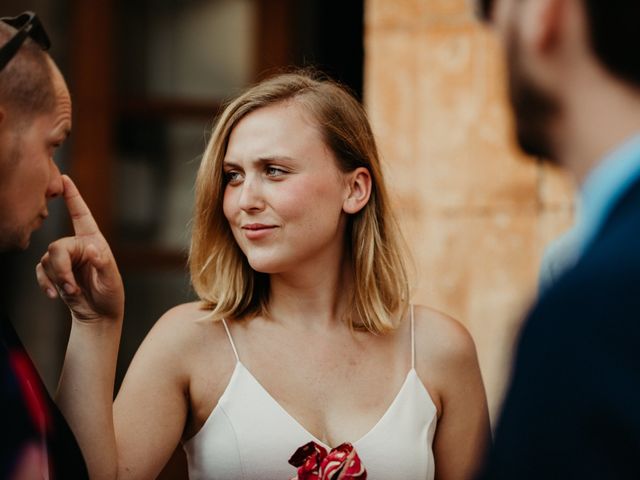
left=52, top=125, right=71, bottom=140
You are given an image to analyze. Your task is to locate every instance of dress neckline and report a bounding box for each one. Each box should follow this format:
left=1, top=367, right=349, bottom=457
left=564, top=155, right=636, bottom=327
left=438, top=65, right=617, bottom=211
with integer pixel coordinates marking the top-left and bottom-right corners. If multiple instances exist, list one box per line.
left=233, top=360, right=431, bottom=449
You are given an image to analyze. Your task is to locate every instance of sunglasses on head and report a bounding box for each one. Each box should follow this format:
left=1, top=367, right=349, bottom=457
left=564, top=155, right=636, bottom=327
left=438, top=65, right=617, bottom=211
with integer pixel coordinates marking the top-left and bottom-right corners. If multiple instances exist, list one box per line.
left=0, top=11, right=51, bottom=72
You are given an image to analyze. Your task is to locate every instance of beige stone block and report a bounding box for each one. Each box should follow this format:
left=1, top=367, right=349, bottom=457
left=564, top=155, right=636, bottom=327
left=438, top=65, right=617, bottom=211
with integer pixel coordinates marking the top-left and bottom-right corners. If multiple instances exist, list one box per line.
left=366, top=0, right=472, bottom=29
left=401, top=210, right=540, bottom=419
left=411, top=26, right=538, bottom=210
left=366, top=0, right=424, bottom=29
left=539, top=161, right=577, bottom=208
left=364, top=29, right=420, bottom=215
left=421, top=0, right=474, bottom=24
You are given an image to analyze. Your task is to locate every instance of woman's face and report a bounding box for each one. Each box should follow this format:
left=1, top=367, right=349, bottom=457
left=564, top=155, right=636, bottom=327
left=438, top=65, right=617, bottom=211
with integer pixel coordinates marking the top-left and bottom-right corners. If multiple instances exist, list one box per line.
left=222, top=100, right=351, bottom=275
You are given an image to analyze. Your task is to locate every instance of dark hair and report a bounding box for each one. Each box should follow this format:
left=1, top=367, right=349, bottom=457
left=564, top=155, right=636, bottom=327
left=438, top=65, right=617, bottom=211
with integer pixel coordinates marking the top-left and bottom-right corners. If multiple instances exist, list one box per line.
left=583, top=1, right=640, bottom=87
left=0, top=21, right=55, bottom=119
left=478, top=1, right=640, bottom=87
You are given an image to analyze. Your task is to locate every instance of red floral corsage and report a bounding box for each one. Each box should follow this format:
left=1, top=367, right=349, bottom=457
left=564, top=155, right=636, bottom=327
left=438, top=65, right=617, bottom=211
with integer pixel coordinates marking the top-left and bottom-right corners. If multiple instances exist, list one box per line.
left=288, top=441, right=367, bottom=480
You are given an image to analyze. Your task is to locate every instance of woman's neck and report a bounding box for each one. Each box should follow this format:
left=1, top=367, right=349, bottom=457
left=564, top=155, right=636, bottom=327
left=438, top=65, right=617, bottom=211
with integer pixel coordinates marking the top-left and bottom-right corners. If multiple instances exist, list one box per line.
left=267, top=254, right=354, bottom=331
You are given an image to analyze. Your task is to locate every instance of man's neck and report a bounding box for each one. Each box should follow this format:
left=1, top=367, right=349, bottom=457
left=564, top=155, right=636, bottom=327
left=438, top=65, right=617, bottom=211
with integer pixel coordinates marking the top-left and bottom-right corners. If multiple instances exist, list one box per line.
left=553, top=73, right=640, bottom=186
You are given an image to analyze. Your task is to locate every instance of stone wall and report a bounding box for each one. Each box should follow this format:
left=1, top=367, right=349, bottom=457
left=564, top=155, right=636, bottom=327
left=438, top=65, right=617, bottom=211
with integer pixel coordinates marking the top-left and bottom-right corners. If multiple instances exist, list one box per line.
left=364, top=0, right=575, bottom=419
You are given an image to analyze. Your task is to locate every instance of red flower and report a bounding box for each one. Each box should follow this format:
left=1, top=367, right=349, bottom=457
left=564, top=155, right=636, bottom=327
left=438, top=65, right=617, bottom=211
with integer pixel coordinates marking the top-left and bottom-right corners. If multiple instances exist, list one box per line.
left=289, top=442, right=328, bottom=480
left=289, top=441, right=367, bottom=480
left=320, top=443, right=367, bottom=480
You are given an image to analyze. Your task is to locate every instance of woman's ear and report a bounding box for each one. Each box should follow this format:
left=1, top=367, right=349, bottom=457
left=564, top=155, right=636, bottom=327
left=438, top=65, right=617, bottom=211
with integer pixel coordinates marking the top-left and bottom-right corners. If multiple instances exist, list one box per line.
left=343, top=167, right=372, bottom=214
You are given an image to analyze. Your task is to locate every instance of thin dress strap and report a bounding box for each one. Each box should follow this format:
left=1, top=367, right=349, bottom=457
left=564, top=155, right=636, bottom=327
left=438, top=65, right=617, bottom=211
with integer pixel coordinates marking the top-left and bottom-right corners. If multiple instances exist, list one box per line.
left=410, top=304, right=416, bottom=370
left=221, top=319, right=240, bottom=363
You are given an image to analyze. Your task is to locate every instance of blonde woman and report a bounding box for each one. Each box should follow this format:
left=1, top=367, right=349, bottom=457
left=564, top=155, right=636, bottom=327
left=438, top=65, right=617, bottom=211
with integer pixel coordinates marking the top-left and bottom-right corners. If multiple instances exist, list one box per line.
left=39, top=71, right=489, bottom=479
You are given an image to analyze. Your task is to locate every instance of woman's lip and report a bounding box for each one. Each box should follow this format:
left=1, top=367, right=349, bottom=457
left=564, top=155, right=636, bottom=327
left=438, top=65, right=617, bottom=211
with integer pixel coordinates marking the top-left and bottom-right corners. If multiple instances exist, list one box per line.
left=242, top=224, right=277, bottom=230
left=241, top=225, right=277, bottom=240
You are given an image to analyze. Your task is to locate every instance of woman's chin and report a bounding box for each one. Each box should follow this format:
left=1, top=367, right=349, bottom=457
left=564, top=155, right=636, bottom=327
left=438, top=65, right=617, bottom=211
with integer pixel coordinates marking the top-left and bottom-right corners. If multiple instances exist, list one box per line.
left=247, top=258, right=284, bottom=275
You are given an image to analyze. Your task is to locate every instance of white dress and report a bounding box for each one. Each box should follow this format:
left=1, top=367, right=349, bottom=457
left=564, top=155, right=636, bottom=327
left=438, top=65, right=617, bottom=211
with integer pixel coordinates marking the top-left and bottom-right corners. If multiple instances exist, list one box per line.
left=183, top=307, right=437, bottom=479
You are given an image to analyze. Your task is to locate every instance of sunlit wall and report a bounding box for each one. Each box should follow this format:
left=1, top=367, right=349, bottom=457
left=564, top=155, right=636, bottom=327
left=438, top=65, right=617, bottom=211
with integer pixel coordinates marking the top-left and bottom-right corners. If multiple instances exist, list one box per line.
left=364, top=0, right=576, bottom=419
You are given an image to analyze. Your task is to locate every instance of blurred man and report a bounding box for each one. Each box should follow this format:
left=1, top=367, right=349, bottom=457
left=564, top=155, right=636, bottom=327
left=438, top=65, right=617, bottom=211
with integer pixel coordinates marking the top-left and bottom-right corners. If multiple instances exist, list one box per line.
left=0, top=11, right=97, bottom=478
left=476, top=0, right=640, bottom=478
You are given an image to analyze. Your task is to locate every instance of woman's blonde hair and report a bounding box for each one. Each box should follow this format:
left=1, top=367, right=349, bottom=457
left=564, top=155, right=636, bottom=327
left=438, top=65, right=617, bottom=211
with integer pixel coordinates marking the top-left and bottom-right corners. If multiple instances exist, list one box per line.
left=189, top=70, right=409, bottom=334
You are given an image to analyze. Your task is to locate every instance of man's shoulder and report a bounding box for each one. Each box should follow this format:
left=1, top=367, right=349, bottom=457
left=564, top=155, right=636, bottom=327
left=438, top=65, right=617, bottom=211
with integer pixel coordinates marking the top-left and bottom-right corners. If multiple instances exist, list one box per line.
left=541, top=186, right=640, bottom=311
left=524, top=225, right=640, bottom=355
left=584, top=175, right=640, bottom=270
left=525, top=189, right=640, bottom=345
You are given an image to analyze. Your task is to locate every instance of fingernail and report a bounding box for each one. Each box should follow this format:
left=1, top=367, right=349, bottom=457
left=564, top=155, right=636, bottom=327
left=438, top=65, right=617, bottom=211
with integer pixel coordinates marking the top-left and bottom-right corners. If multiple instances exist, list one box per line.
left=47, top=288, right=56, bottom=298
left=63, top=283, right=75, bottom=295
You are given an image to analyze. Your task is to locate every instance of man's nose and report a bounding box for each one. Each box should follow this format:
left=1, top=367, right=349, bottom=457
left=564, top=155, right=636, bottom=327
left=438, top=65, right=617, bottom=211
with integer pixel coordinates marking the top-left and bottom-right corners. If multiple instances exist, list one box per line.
left=46, top=159, right=63, bottom=199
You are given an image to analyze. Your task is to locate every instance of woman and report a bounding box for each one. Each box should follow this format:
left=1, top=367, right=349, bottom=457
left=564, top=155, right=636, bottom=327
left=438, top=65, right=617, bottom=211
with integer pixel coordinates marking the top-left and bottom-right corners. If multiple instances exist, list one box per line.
left=40, top=71, right=489, bottom=479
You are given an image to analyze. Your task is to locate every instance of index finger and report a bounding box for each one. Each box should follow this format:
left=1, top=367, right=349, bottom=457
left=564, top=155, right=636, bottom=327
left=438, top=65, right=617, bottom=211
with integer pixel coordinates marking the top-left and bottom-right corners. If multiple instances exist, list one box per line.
left=62, top=175, right=100, bottom=236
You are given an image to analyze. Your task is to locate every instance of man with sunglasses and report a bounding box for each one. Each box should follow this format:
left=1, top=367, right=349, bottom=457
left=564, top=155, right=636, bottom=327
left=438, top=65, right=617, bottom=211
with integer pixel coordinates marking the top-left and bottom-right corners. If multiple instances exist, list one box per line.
left=476, top=1, right=640, bottom=478
left=0, top=11, right=121, bottom=479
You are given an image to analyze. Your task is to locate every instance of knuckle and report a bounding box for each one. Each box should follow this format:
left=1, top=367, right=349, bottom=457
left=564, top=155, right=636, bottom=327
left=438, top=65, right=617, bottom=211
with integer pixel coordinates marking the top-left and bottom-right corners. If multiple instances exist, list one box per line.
left=47, top=241, right=61, bottom=255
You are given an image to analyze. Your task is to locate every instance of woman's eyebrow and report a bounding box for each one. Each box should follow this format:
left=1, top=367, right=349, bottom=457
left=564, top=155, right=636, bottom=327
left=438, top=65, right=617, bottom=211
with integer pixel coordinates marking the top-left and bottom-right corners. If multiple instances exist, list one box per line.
left=222, top=160, right=241, bottom=168
left=255, top=155, right=296, bottom=164
left=224, top=156, right=297, bottom=168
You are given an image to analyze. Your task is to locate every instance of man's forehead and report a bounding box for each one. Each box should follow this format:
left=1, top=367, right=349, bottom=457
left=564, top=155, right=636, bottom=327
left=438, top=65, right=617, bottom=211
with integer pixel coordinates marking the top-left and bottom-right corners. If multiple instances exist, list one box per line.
left=48, top=58, right=69, bottom=97
left=51, top=70, right=73, bottom=132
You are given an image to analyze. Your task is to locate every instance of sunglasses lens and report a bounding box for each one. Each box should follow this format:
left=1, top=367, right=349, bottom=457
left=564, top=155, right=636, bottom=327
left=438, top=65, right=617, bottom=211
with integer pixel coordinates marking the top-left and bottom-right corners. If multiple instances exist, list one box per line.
left=2, top=12, right=32, bottom=29
left=28, top=18, right=51, bottom=50
left=0, top=12, right=50, bottom=51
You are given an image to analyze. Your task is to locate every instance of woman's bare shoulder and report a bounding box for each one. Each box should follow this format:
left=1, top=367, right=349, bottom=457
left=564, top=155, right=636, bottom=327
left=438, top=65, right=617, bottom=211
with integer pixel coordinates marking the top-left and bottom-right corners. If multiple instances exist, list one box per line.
left=139, top=301, right=234, bottom=363
left=157, top=300, right=214, bottom=324
left=411, top=304, right=480, bottom=400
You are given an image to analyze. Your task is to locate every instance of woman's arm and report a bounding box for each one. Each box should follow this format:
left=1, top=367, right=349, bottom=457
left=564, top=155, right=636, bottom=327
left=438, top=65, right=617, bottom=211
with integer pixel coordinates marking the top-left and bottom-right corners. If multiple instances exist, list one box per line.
left=57, top=310, right=191, bottom=479
left=38, top=177, right=190, bottom=479
left=112, top=310, right=192, bottom=479
left=414, top=306, right=491, bottom=480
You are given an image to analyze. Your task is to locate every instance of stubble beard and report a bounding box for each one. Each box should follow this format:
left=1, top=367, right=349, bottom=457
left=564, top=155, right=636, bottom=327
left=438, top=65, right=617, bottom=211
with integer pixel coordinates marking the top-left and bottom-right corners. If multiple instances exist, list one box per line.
left=0, top=135, right=33, bottom=252
left=506, top=27, right=562, bottom=164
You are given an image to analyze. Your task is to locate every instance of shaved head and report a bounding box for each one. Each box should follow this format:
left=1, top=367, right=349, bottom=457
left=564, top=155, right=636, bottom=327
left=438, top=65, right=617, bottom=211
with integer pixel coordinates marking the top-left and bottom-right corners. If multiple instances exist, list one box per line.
left=0, top=19, right=69, bottom=251
left=0, top=21, right=55, bottom=121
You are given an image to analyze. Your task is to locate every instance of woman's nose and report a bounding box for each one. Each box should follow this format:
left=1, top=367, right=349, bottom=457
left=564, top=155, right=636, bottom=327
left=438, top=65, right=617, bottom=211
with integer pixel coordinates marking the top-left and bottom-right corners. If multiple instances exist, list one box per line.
left=238, top=175, right=265, bottom=212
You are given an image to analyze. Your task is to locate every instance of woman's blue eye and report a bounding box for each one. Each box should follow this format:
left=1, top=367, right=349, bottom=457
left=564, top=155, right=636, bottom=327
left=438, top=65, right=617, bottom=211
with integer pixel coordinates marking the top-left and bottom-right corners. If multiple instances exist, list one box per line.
left=225, top=171, right=243, bottom=183
left=266, top=166, right=286, bottom=177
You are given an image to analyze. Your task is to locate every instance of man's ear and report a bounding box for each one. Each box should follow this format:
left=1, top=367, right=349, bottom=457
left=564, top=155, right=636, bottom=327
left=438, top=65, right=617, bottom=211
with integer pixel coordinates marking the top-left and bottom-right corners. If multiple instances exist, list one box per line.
left=523, top=0, right=565, bottom=53
left=343, top=167, right=372, bottom=214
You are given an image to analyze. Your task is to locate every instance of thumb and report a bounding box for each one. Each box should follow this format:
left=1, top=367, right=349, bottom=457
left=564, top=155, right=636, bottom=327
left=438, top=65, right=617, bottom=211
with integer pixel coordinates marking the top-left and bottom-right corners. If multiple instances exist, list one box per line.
left=85, top=243, right=122, bottom=292
left=85, top=244, right=107, bottom=271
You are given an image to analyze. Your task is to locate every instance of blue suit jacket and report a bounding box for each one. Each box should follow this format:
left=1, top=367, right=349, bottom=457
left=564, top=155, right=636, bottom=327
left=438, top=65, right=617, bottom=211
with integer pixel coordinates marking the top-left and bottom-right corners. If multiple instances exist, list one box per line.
left=478, top=179, right=640, bottom=478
